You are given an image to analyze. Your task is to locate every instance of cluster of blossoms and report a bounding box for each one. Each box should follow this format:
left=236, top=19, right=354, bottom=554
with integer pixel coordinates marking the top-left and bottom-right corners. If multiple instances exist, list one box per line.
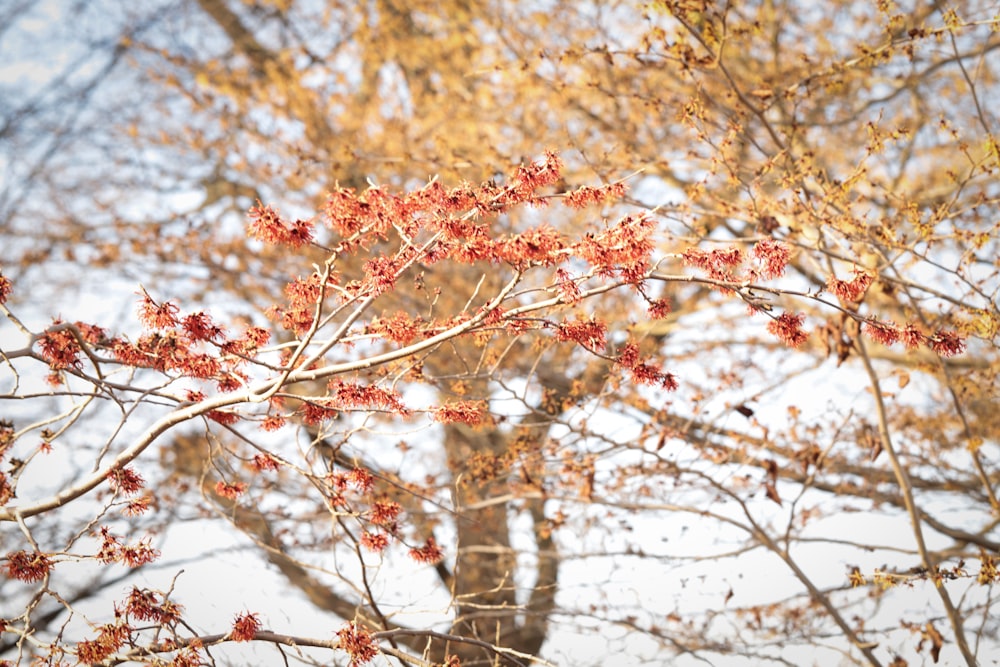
left=616, top=341, right=680, bottom=391
left=554, top=317, right=607, bottom=353
left=124, top=587, right=183, bottom=624
left=37, top=320, right=106, bottom=374
left=4, top=550, right=53, bottom=582
left=337, top=622, right=379, bottom=666
left=682, top=238, right=791, bottom=284
left=431, top=400, right=489, bottom=426
left=677, top=237, right=965, bottom=357
left=767, top=312, right=809, bottom=349
left=230, top=612, right=262, bottom=642
left=96, top=527, right=160, bottom=567
left=107, top=466, right=152, bottom=515
left=864, top=319, right=965, bottom=357
left=215, top=480, right=248, bottom=500
left=827, top=269, right=874, bottom=302
left=323, top=468, right=438, bottom=563
left=331, top=381, right=409, bottom=413
left=74, top=622, right=131, bottom=663
left=0, top=269, right=11, bottom=304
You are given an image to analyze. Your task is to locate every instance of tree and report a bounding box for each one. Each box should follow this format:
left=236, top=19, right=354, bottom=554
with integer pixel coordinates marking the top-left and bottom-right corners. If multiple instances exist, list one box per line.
left=1, top=1, right=999, bottom=666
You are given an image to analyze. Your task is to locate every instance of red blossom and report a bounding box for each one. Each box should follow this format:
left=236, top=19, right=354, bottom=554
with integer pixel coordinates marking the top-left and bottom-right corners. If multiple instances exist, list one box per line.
left=0, top=270, right=11, bottom=304
left=215, top=481, right=247, bottom=500
left=767, top=312, right=808, bottom=348
left=337, top=622, right=379, bottom=666
left=827, top=269, right=874, bottom=302
left=492, top=152, right=564, bottom=210
left=929, top=330, right=965, bottom=357
left=682, top=246, right=744, bottom=282
left=900, top=323, right=925, bottom=349
left=432, top=400, right=487, bottom=426
left=1, top=419, right=14, bottom=450
left=38, top=326, right=81, bottom=370
left=222, top=326, right=271, bottom=356
left=433, top=218, right=494, bottom=262
left=119, top=538, right=160, bottom=567
left=347, top=468, right=375, bottom=493
left=863, top=320, right=900, bottom=346
left=752, top=238, right=791, bottom=279
left=207, top=410, right=240, bottom=425
left=360, top=531, right=390, bottom=553
left=216, top=370, right=247, bottom=392
left=362, top=256, right=400, bottom=295
left=369, top=311, right=424, bottom=344
left=481, top=305, right=505, bottom=326
left=616, top=342, right=678, bottom=390
left=505, top=317, right=531, bottom=336
left=231, top=612, right=261, bottom=642
left=647, top=298, right=671, bottom=319
left=660, top=372, right=680, bottom=392
left=616, top=342, right=641, bottom=369
left=125, top=331, right=188, bottom=373
left=137, top=288, right=180, bottom=329
left=275, top=273, right=335, bottom=334
left=327, top=472, right=349, bottom=492
left=97, top=526, right=123, bottom=563
left=323, top=187, right=364, bottom=237
left=562, top=182, right=627, bottom=209
left=575, top=214, right=654, bottom=280
left=107, top=467, right=145, bottom=496
left=495, top=225, right=566, bottom=267
left=251, top=453, right=280, bottom=471
left=248, top=202, right=285, bottom=242
left=286, top=219, right=315, bottom=248
left=629, top=362, right=667, bottom=387
left=183, top=353, right=222, bottom=379
left=111, top=338, right=147, bottom=367
left=123, top=496, right=152, bottom=517
left=260, top=415, right=287, bottom=432
left=554, top=268, right=582, bottom=304
left=368, top=499, right=402, bottom=526
left=181, top=312, right=223, bottom=341
left=248, top=202, right=314, bottom=248
left=331, top=381, right=408, bottom=413
left=76, top=639, right=109, bottom=665
left=299, top=400, right=339, bottom=425
left=75, top=321, right=107, bottom=344
left=76, top=623, right=129, bottom=663
left=409, top=537, right=444, bottom=564
left=245, top=326, right=271, bottom=347
left=170, top=647, right=202, bottom=667
left=555, top=317, right=607, bottom=353
left=125, top=587, right=182, bottom=624
left=4, top=550, right=53, bottom=582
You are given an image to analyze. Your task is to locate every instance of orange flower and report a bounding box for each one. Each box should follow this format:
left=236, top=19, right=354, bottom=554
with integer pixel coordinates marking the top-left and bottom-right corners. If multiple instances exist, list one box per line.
left=107, top=466, right=145, bottom=496
left=4, top=550, right=53, bottom=582
left=231, top=612, right=261, bottom=642
left=767, top=312, right=808, bottom=348
left=337, top=622, right=379, bottom=666
left=215, top=481, right=247, bottom=500
left=408, top=537, right=444, bottom=564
